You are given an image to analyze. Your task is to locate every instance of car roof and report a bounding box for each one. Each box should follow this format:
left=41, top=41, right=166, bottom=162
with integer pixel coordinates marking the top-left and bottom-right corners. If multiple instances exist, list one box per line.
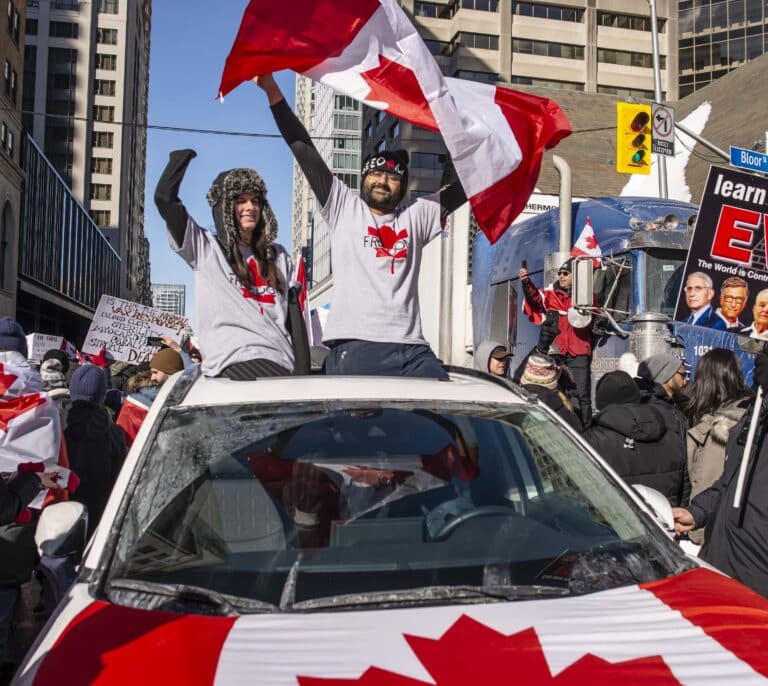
left=174, top=368, right=529, bottom=408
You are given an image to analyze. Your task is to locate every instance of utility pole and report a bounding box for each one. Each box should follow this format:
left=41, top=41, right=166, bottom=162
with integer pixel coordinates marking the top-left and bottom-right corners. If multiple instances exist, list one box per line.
left=648, top=0, right=668, bottom=198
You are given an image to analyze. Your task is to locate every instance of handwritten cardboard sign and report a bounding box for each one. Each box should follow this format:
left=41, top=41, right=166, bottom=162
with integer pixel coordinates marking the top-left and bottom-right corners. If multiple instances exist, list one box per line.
left=83, top=295, right=188, bottom=363
left=26, top=334, right=65, bottom=361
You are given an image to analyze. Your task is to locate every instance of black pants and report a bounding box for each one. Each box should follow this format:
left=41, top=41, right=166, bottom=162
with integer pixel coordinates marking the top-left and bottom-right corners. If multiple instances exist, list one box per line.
left=323, top=341, right=448, bottom=379
left=565, top=354, right=592, bottom=427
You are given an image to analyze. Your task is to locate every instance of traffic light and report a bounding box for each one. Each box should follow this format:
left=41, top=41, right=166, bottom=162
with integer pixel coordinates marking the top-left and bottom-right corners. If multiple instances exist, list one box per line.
left=616, top=102, right=652, bottom=175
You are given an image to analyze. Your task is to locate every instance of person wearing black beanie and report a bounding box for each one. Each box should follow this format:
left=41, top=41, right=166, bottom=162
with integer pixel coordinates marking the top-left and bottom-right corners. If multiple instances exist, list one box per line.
left=584, top=371, right=689, bottom=506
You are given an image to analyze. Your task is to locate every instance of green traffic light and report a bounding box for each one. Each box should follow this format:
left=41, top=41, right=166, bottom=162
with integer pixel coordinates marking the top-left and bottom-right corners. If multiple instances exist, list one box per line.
left=631, top=150, right=646, bottom=164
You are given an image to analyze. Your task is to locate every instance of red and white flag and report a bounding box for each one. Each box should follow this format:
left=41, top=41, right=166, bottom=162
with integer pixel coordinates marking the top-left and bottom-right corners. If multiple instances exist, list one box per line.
left=571, top=216, right=603, bottom=267
left=293, top=253, right=313, bottom=342
left=218, top=0, right=571, bottom=244
left=116, top=394, right=151, bottom=449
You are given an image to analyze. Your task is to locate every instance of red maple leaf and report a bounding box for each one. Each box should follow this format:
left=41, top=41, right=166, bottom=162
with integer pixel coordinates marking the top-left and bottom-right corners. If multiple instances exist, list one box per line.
left=241, top=256, right=276, bottom=309
left=583, top=233, right=598, bottom=250
left=0, top=394, right=47, bottom=432
left=0, top=364, right=17, bottom=396
left=367, top=225, right=409, bottom=274
left=298, top=616, right=680, bottom=686
left=360, top=56, right=438, bottom=133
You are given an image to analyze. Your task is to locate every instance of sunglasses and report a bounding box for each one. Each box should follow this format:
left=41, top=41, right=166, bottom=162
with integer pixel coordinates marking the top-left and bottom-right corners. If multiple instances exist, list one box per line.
left=557, top=270, right=570, bottom=276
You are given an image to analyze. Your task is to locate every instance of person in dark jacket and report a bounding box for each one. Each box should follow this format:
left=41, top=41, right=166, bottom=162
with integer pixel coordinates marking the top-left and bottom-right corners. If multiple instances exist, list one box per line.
left=64, top=365, right=127, bottom=537
left=519, top=353, right=582, bottom=432
left=584, top=370, right=688, bottom=505
left=637, top=352, right=690, bottom=442
left=673, top=352, right=768, bottom=597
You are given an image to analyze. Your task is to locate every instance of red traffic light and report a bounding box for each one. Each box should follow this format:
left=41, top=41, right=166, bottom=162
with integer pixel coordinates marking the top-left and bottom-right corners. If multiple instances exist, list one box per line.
left=630, top=111, right=650, bottom=132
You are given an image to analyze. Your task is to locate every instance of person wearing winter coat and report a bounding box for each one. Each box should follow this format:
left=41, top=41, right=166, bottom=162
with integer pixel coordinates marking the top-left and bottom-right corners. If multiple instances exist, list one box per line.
left=584, top=371, right=688, bottom=506
left=683, top=348, right=752, bottom=544
left=474, top=340, right=513, bottom=377
left=636, top=352, right=690, bottom=444
left=65, top=365, right=127, bottom=537
left=519, top=353, right=582, bottom=432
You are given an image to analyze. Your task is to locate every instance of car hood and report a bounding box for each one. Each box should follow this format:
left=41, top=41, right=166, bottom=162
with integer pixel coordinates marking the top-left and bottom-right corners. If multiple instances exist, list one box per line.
left=15, top=568, right=768, bottom=685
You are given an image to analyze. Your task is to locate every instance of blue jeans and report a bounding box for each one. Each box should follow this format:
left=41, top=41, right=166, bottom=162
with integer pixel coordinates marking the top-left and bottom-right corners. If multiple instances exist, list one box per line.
left=324, top=341, right=448, bottom=379
left=0, top=587, right=18, bottom=664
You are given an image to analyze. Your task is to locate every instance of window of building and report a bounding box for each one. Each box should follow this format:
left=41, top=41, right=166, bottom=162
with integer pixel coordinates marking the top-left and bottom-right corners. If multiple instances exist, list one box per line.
left=92, top=209, right=111, bottom=227
left=92, top=130, right=114, bottom=148
left=389, top=120, right=401, bottom=140
left=332, top=152, right=359, bottom=169
left=97, top=28, right=118, bottom=45
left=597, top=11, right=665, bottom=32
left=510, top=75, right=585, bottom=90
left=454, top=69, right=499, bottom=83
left=25, top=18, right=37, bottom=34
left=334, top=135, right=360, bottom=150
left=49, top=21, right=79, bottom=38
left=94, top=79, right=116, bottom=96
left=375, top=138, right=386, bottom=153
left=92, top=157, right=113, bottom=174
left=46, top=98, right=75, bottom=116
left=48, top=47, right=77, bottom=69
left=512, top=38, right=585, bottom=59
left=423, top=39, right=450, bottom=55
left=1, top=123, right=14, bottom=158
left=96, top=53, right=117, bottom=70
left=93, top=105, right=115, bottom=122
left=4, top=61, right=17, bottom=105
left=91, top=183, right=112, bottom=201
left=461, top=0, right=499, bottom=10
left=597, top=48, right=665, bottom=69
left=52, top=0, right=79, bottom=8
left=513, top=2, right=584, bottom=21
left=596, top=84, right=658, bottom=99
left=333, top=112, right=359, bottom=130
left=412, top=152, right=447, bottom=169
left=98, top=0, right=119, bottom=12
left=7, top=2, right=19, bottom=44
left=334, top=95, right=358, bottom=111
left=455, top=32, right=499, bottom=50
left=415, top=1, right=455, bottom=18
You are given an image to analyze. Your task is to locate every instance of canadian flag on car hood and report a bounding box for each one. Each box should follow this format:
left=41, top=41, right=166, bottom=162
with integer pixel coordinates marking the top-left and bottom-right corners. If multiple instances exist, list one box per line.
left=0, top=356, right=60, bottom=473
left=217, top=0, right=571, bottom=244
left=21, top=569, right=768, bottom=685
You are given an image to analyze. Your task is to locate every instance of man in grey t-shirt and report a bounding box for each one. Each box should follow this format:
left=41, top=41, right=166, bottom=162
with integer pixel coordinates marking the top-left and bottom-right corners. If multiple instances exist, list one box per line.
left=256, top=74, right=467, bottom=379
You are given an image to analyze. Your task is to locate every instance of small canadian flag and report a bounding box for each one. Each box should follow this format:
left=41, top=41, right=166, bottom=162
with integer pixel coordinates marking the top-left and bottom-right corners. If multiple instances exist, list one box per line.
left=571, top=217, right=603, bottom=268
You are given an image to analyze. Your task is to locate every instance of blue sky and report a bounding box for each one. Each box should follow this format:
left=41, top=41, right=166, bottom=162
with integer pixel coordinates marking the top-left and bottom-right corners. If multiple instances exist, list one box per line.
left=144, top=2, right=296, bottom=327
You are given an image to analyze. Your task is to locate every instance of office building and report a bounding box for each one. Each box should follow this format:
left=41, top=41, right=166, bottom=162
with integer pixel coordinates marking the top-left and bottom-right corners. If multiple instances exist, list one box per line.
left=0, top=0, right=24, bottom=317
left=23, top=0, right=152, bottom=304
left=678, top=0, right=768, bottom=96
left=151, top=283, right=185, bottom=317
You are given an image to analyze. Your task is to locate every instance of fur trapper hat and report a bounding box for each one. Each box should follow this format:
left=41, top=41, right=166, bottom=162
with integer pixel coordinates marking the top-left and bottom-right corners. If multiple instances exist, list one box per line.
left=207, top=168, right=277, bottom=252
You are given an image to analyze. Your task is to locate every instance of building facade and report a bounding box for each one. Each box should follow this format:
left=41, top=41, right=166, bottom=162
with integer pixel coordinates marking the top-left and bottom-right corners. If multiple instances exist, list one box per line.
left=151, top=283, right=185, bottom=317
left=23, top=0, right=152, bottom=304
left=0, top=0, right=24, bottom=317
left=678, top=0, right=768, bottom=96
left=290, top=75, right=363, bottom=290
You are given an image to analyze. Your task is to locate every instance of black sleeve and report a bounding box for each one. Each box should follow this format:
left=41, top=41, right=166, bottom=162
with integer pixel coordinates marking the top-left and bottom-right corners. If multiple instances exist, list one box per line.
left=0, top=473, right=41, bottom=525
left=153, top=149, right=197, bottom=247
left=439, top=181, right=467, bottom=220
left=271, top=99, right=334, bottom=208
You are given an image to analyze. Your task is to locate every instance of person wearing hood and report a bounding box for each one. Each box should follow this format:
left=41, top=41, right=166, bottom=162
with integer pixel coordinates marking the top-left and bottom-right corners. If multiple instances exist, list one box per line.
left=65, top=365, right=127, bottom=537
left=474, top=340, right=512, bottom=377
left=519, top=353, right=582, bottom=432
left=583, top=370, right=688, bottom=506
left=40, top=356, right=72, bottom=427
left=519, top=260, right=595, bottom=426
left=255, top=74, right=468, bottom=379
left=154, top=146, right=300, bottom=379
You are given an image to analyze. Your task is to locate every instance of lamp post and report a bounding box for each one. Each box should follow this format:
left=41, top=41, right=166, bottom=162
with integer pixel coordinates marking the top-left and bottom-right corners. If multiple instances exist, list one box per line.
left=648, top=0, right=668, bottom=198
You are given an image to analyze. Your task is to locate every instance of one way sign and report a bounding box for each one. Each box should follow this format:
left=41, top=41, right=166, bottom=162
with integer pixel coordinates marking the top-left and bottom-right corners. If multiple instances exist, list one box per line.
left=652, top=102, right=675, bottom=156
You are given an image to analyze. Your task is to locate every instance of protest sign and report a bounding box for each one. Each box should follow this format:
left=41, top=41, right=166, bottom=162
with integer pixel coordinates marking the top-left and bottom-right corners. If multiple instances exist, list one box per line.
left=25, top=334, right=79, bottom=361
left=674, top=165, right=768, bottom=340
left=83, top=295, right=188, bottom=363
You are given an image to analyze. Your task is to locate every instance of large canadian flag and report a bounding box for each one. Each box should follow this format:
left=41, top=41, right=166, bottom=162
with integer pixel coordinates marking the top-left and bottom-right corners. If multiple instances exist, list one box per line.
left=217, top=0, right=572, bottom=243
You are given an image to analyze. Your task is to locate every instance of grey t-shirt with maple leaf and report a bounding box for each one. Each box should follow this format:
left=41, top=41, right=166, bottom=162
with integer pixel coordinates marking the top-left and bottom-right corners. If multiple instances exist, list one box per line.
left=319, top=177, right=443, bottom=345
left=170, top=216, right=294, bottom=376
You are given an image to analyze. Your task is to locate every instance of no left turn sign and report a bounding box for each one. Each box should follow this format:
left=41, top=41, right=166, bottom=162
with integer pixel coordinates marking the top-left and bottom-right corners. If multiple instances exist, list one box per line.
left=652, top=102, right=675, bottom=156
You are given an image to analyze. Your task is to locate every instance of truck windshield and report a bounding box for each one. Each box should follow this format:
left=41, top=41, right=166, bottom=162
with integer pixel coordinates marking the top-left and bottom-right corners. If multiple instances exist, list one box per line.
left=645, top=249, right=686, bottom=317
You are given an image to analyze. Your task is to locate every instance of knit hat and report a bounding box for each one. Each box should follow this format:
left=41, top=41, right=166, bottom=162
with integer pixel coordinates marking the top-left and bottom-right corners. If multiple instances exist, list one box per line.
left=638, top=352, right=682, bottom=385
left=42, top=348, right=71, bottom=375
left=362, top=150, right=410, bottom=199
left=40, top=358, right=68, bottom=391
left=69, top=364, right=108, bottom=404
left=207, top=168, right=277, bottom=253
left=150, top=348, right=184, bottom=375
left=0, top=317, right=27, bottom=357
left=595, top=370, right=640, bottom=410
left=557, top=260, right=572, bottom=273
left=521, top=354, right=560, bottom=390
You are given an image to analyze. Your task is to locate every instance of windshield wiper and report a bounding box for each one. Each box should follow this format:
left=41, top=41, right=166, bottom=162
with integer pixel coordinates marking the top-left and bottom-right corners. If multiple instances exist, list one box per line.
left=107, top=578, right=278, bottom=616
left=291, top=584, right=569, bottom=611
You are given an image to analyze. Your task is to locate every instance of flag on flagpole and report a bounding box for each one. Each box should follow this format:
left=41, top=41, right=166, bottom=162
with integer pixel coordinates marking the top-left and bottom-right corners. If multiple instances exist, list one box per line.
left=217, top=0, right=571, bottom=244
left=293, top=253, right=313, bottom=343
left=571, top=216, right=603, bottom=267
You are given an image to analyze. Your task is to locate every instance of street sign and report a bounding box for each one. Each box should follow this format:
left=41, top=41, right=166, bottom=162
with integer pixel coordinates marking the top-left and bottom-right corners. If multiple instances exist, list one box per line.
left=729, top=145, right=768, bottom=174
left=651, top=102, right=674, bottom=156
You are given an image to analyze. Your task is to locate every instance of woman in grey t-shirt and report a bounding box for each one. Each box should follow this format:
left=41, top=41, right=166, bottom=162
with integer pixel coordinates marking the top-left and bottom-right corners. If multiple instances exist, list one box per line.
left=154, top=150, right=298, bottom=378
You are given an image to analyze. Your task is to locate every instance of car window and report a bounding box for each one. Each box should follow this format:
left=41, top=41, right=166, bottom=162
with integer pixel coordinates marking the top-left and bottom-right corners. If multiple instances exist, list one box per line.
left=107, top=401, right=690, bottom=612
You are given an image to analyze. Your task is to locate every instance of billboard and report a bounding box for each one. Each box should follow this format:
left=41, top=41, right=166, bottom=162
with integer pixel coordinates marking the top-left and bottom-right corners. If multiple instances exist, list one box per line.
left=674, top=165, right=768, bottom=340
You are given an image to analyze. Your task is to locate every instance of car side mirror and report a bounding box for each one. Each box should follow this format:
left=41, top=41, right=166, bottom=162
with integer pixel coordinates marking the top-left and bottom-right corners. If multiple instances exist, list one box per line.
left=35, top=502, right=88, bottom=604
left=571, top=257, right=594, bottom=309
left=631, top=484, right=674, bottom=536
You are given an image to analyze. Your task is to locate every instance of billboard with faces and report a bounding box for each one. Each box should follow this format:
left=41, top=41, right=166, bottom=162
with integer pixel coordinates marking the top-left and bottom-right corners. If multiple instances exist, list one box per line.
left=674, top=165, right=768, bottom=341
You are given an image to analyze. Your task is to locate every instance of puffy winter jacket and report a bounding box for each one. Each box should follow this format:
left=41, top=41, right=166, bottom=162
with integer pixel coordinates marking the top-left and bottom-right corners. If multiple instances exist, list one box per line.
left=584, top=402, right=688, bottom=506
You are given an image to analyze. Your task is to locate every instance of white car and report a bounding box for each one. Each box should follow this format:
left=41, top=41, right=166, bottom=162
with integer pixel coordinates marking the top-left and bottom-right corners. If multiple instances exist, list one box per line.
left=14, top=367, right=768, bottom=685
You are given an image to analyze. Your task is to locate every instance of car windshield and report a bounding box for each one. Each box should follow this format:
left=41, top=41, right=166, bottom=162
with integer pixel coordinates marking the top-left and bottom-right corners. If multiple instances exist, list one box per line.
left=646, top=248, right=686, bottom=317
left=107, top=401, right=691, bottom=613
